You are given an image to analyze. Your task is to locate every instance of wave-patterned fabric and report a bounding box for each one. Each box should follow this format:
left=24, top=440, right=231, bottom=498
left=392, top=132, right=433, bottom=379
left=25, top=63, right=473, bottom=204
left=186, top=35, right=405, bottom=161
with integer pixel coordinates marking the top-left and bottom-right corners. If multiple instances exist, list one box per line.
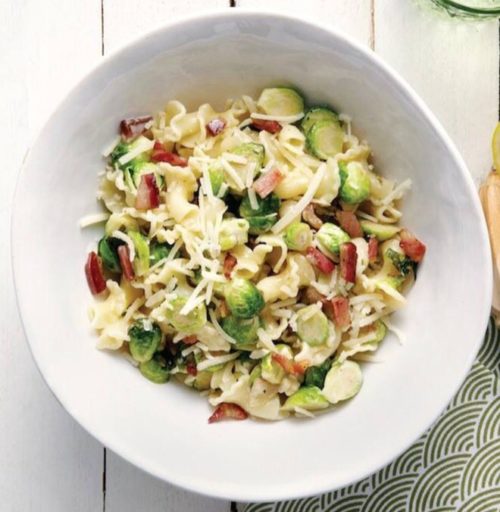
left=245, top=318, right=499, bottom=512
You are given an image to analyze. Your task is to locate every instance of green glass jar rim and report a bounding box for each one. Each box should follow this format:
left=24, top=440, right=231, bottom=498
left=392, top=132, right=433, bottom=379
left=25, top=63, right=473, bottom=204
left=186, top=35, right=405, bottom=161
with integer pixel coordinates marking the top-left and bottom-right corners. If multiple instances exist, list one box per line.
left=434, top=0, right=500, bottom=15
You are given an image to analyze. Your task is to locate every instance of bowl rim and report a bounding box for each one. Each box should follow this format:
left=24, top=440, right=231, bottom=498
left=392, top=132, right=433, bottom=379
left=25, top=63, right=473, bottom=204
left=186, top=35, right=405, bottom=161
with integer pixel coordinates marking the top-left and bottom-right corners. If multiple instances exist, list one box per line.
left=11, top=7, right=493, bottom=503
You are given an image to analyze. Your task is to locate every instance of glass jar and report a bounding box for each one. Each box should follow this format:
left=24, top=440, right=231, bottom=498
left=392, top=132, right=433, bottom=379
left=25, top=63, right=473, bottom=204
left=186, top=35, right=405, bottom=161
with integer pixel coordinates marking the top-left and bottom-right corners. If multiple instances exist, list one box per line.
left=431, top=0, right=500, bottom=16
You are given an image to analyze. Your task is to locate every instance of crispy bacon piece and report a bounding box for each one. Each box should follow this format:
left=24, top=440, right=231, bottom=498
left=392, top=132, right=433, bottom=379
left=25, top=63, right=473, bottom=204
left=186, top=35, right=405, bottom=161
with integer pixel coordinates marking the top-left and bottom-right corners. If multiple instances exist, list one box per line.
left=306, top=247, right=335, bottom=274
left=250, top=119, right=282, bottom=134
left=368, top=236, right=379, bottom=262
left=272, top=353, right=309, bottom=376
left=253, top=168, right=283, bottom=198
left=400, top=229, right=426, bottom=263
left=208, top=403, right=248, bottom=423
left=340, top=242, right=357, bottom=283
left=186, top=360, right=198, bottom=376
left=151, top=141, right=188, bottom=167
left=183, top=335, right=198, bottom=345
left=119, top=116, right=153, bottom=140
left=206, top=118, right=226, bottom=136
left=117, top=245, right=134, bottom=281
left=135, top=173, right=160, bottom=210
left=223, top=253, right=237, bottom=279
left=85, top=252, right=107, bottom=295
left=329, top=296, right=351, bottom=328
left=272, top=353, right=308, bottom=376
left=336, top=210, right=362, bottom=238
left=302, top=204, right=323, bottom=229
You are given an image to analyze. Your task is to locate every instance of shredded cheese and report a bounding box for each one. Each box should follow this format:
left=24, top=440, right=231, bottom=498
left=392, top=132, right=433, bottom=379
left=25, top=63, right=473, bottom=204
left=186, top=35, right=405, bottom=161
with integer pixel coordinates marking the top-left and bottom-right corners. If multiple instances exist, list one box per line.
left=250, top=112, right=304, bottom=123
left=271, top=162, right=326, bottom=233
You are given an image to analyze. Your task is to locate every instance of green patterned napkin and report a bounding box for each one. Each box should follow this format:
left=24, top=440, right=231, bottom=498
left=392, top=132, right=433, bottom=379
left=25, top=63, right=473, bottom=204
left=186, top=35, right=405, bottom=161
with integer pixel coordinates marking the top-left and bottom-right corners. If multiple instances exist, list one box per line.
left=245, top=319, right=499, bottom=512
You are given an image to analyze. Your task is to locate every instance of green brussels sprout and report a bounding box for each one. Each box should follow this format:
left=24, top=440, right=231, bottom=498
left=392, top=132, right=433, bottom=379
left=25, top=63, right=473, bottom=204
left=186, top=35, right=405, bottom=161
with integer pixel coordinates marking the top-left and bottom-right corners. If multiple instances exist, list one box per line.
left=221, top=315, right=260, bottom=348
left=208, top=162, right=226, bottom=197
left=261, top=344, right=293, bottom=384
left=225, top=278, right=265, bottom=319
left=304, top=359, right=332, bottom=388
left=239, top=193, right=280, bottom=234
left=386, top=248, right=415, bottom=277
left=366, top=320, right=387, bottom=345
left=338, top=161, right=371, bottom=204
left=193, top=371, right=212, bottom=390
left=97, top=236, right=124, bottom=273
left=127, top=231, right=150, bottom=276
left=296, top=305, right=329, bottom=346
left=139, top=353, right=170, bottom=383
left=257, top=87, right=305, bottom=117
left=124, top=160, right=164, bottom=191
left=149, top=241, right=172, bottom=266
left=219, top=218, right=250, bottom=251
left=249, top=364, right=262, bottom=385
left=316, top=223, right=350, bottom=254
left=165, top=296, right=207, bottom=334
left=282, top=386, right=330, bottom=412
left=301, top=107, right=339, bottom=134
left=232, top=143, right=265, bottom=170
left=322, top=360, right=363, bottom=404
left=306, top=120, right=344, bottom=160
left=110, top=141, right=130, bottom=164
left=360, top=220, right=400, bottom=241
left=205, top=363, right=225, bottom=373
left=284, top=222, right=313, bottom=251
left=128, top=318, right=162, bottom=363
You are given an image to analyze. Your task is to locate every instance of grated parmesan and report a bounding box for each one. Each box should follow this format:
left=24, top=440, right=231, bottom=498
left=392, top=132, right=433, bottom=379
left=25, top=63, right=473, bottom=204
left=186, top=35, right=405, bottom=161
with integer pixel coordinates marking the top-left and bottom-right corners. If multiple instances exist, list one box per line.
left=271, top=163, right=326, bottom=233
left=79, top=212, right=110, bottom=228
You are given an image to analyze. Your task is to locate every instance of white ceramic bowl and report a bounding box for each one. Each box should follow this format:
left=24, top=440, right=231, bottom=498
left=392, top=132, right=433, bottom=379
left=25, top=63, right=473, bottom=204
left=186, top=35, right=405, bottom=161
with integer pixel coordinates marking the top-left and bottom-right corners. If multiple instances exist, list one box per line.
left=12, top=9, right=492, bottom=502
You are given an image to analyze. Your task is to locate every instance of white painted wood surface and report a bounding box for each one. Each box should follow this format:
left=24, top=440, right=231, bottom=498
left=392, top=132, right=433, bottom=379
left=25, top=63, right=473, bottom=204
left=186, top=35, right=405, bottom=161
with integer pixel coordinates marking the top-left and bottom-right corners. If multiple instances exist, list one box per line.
left=0, top=0, right=497, bottom=511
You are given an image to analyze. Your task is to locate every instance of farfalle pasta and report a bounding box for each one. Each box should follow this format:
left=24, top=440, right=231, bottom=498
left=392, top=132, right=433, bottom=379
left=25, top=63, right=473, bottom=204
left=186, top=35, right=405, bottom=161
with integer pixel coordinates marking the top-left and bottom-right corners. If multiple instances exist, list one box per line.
left=83, top=87, right=426, bottom=422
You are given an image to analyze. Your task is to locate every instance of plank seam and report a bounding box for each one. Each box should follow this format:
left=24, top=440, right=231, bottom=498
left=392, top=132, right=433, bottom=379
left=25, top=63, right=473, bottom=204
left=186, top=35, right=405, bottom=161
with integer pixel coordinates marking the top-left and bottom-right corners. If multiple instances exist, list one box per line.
left=370, top=0, right=376, bottom=51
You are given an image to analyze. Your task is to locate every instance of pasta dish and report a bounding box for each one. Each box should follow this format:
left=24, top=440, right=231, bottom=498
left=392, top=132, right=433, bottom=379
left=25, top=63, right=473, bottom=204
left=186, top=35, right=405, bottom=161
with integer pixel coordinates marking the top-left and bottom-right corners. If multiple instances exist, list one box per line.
left=82, top=87, right=426, bottom=422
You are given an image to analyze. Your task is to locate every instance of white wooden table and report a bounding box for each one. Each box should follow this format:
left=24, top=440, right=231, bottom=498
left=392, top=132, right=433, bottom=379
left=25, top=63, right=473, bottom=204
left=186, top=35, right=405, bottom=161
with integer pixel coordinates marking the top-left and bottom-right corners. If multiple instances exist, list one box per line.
left=1, top=1, right=497, bottom=510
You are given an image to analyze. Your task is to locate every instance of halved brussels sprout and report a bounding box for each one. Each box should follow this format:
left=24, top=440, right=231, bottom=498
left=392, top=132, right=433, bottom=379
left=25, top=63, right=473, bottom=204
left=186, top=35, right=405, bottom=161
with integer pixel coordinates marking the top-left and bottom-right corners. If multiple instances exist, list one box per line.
left=316, top=223, right=350, bottom=254
left=128, top=318, right=162, bottom=363
left=232, top=143, right=265, bottom=170
left=128, top=231, right=150, bottom=276
left=193, top=371, right=212, bottom=390
left=296, top=305, right=329, bottom=346
left=261, top=344, right=293, bottom=384
left=208, top=161, right=226, bottom=196
left=338, top=161, right=371, bottom=204
left=360, top=220, right=400, bottom=241
left=239, top=193, right=280, bottom=234
left=219, top=218, right=250, bottom=251
left=257, top=87, right=304, bottom=117
left=301, top=107, right=339, bottom=134
left=165, top=296, right=207, bottom=334
left=386, top=248, right=414, bottom=277
left=282, top=386, right=330, bottom=412
left=139, top=353, right=170, bottom=383
left=306, top=120, right=344, bottom=160
left=284, top=222, right=313, bottom=251
left=149, top=240, right=172, bottom=266
left=110, top=141, right=130, bottom=164
left=97, top=236, right=124, bottom=273
left=366, top=320, right=387, bottom=345
left=225, top=278, right=265, bottom=319
left=322, top=360, right=363, bottom=404
left=249, top=364, right=262, bottom=385
left=221, top=315, right=260, bottom=348
left=304, top=359, right=332, bottom=388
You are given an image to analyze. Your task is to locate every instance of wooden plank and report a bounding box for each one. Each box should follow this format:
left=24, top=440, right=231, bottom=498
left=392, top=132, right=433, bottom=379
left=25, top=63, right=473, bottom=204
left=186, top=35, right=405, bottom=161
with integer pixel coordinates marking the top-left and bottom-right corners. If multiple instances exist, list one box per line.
left=375, top=0, right=499, bottom=185
left=103, top=1, right=231, bottom=510
left=104, top=0, right=229, bottom=53
left=0, top=0, right=104, bottom=511
left=235, top=0, right=372, bottom=45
